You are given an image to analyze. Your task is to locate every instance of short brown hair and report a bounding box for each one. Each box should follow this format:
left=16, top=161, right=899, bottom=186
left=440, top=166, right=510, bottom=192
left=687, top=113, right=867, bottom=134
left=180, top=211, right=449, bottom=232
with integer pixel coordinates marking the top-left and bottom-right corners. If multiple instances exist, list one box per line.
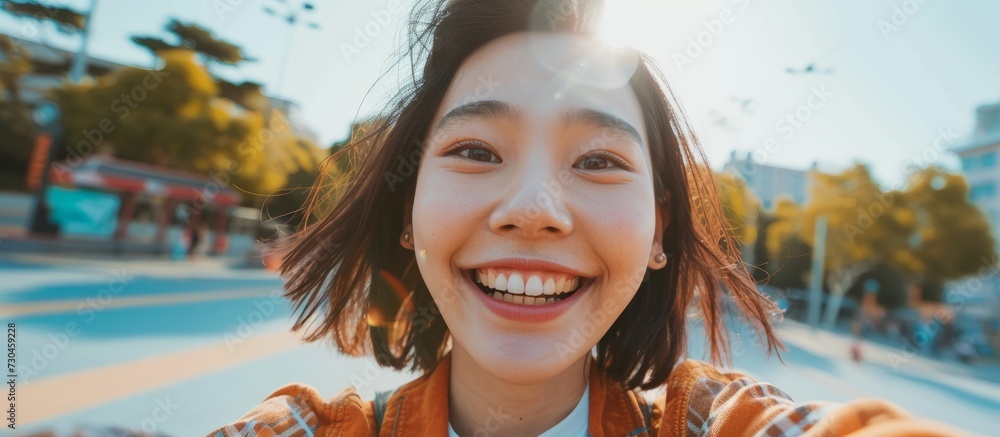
left=278, top=0, right=783, bottom=390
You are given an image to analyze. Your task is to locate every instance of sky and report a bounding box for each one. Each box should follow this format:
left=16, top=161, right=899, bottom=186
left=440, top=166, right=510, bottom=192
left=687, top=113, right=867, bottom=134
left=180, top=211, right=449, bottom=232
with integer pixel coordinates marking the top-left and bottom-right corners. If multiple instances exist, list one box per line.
left=2, top=0, right=999, bottom=187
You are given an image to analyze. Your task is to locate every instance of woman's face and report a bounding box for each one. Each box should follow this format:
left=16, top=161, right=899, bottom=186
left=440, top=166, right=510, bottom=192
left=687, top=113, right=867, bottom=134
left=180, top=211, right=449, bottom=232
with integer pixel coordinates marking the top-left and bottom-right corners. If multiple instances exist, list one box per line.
left=409, top=33, right=666, bottom=384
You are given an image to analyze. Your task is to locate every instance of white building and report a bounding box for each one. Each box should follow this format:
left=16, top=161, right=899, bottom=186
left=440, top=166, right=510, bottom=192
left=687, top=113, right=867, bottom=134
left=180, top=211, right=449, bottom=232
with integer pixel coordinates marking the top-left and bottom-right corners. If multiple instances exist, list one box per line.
left=722, top=151, right=812, bottom=210
left=952, top=101, right=1000, bottom=321
left=954, top=101, right=1000, bottom=245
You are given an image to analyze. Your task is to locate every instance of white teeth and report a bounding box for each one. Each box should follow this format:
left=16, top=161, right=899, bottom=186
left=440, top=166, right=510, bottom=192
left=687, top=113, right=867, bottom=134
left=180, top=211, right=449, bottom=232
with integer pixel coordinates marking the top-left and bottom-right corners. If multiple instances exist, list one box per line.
left=525, top=275, right=543, bottom=296
left=507, top=273, right=525, bottom=295
left=486, top=288, right=561, bottom=305
left=473, top=268, right=585, bottom=299
left=494, top=273, right=508, bottom=291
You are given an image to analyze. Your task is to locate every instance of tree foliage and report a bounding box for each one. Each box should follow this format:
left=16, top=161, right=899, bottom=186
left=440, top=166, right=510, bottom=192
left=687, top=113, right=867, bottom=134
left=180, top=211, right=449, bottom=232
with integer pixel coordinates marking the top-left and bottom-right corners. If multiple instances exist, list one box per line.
left=762, top=197, right=812, bottom=290
left=1, top=0, right=85, bottom=33
left=0, top=35, right=35, bottom=190
left=50, top=50, right=271, bottom=192
left=902, top=167, right=996, bottom=281
left=761, top=164, right=997, bottom=307
left=132, top=19, right=250, bottom=67
left=716, top=172, right=759, bottom=247
left=50, top=48, right=326, bottom=208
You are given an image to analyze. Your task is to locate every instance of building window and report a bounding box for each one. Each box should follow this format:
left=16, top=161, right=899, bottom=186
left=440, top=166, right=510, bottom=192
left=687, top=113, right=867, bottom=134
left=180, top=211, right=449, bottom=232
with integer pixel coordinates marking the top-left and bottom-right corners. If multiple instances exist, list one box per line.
left=970, top=183, right=997, bottom=201
left=962, top=156, right=977, bottom=171
left=982, top=152, right=997, bottom=168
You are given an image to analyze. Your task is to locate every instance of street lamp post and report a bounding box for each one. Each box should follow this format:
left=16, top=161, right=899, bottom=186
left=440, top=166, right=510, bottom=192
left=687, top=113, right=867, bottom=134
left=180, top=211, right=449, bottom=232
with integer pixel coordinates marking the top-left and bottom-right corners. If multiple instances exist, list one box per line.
left=26, top=101, right=63, bottom=234
left=68, top=0, right=98, bottom=83
left=807, top=215, right=827, bottom=328
left=262, top=1, right=320, bottom=99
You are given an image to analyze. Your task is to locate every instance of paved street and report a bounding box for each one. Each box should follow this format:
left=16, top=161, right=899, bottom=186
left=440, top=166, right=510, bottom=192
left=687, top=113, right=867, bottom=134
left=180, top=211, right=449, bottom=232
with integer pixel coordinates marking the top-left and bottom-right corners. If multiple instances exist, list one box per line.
left=2, top=253, right=998, bottom=436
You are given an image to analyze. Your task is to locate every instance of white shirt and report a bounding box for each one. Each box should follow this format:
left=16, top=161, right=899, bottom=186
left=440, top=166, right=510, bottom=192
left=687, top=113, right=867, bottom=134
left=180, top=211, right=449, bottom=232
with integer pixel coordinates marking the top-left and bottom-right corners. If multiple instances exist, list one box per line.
left=447, top=383, right=590, bottom=437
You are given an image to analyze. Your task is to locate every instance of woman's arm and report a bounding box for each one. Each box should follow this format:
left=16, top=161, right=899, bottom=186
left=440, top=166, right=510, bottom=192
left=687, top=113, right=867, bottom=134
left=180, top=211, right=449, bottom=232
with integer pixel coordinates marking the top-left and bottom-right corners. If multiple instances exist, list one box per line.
left=653, top=360, right=972, bottom=437
left=204, top=384, right=375, bottom=437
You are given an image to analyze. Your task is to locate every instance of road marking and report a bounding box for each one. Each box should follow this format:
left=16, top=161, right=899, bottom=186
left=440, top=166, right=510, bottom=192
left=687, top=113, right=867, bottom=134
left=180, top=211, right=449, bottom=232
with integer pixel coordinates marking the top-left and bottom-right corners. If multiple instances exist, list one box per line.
left=18, top=328, right=305, bottom=425
left=0, top=288, right=280, bottom=317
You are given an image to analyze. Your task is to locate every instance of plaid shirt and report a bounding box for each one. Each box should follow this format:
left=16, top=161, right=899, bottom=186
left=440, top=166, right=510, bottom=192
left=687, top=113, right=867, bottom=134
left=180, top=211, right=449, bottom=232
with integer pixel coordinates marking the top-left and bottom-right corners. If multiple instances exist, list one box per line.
left=207, top=354, right=969, bottom=437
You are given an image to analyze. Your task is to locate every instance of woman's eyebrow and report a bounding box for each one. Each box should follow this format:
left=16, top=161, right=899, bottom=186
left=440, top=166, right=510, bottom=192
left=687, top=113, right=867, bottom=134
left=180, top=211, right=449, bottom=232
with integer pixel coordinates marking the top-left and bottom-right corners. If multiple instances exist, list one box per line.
left=432, top=100, right=642, bottom=146
left=433, top=100, right=522, bottom=134
left=559, top=108, right=643, bottom=146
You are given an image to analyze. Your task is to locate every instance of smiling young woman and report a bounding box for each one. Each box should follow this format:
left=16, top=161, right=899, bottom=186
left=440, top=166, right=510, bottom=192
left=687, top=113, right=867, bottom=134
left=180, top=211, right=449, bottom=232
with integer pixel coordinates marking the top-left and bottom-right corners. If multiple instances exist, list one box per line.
left=207, top=1, right=968, bottom=436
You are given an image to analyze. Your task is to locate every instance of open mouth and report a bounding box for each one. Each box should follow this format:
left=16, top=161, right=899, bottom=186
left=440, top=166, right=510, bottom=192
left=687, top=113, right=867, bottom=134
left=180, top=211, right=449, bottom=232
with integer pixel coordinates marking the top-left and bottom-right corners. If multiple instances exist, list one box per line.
left=463, top=268, right=590, bottom=305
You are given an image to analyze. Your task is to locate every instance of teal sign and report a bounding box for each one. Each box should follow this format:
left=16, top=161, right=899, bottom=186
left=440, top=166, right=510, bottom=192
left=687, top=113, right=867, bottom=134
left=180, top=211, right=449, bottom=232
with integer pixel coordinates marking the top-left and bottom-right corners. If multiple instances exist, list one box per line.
left=46, top=186, right=120, bottom=237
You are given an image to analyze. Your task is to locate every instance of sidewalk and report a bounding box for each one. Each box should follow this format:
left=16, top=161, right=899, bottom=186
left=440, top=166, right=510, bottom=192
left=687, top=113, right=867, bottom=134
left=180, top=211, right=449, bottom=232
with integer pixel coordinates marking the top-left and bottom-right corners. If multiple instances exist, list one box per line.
left=0, top=251, right=278, bottom=281
left=775, top=319, right=1000, bottom=400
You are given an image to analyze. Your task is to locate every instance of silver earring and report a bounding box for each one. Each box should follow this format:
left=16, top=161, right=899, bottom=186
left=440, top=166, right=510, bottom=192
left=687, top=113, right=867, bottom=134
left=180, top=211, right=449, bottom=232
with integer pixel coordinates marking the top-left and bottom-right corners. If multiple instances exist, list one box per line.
left=654, top=253, right=666, bottom=263
left=403, top=232, right=411, bottom=243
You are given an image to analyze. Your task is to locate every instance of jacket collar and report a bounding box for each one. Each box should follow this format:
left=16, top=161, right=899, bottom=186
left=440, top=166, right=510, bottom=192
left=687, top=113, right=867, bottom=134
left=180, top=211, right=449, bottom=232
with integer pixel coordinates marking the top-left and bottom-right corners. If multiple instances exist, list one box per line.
left=378, top=352, right=649, bottom=436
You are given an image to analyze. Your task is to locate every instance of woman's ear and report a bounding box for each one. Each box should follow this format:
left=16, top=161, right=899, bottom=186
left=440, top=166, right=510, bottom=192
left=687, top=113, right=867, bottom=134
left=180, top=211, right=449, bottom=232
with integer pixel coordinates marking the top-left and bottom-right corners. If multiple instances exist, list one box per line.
left=648, top=192, right=672, bottom=270
left=400, top=195, right=415, bottom=251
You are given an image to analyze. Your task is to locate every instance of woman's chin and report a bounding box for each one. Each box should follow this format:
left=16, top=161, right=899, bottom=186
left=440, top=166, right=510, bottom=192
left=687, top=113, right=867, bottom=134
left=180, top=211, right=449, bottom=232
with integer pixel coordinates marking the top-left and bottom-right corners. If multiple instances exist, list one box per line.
left=459, top=335, right=589, bottom=385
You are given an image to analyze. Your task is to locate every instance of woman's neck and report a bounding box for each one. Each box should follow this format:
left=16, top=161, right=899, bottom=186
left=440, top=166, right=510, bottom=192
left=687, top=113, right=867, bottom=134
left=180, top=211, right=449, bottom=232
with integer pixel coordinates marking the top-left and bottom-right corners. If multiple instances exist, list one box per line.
left=448, top=346, right=590, bottom=436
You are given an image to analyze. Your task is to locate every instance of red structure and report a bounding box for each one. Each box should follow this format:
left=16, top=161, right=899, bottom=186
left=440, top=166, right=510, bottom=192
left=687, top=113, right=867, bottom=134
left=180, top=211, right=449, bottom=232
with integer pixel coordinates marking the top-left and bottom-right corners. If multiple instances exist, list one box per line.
left=49, top=155, right=243, bottom=254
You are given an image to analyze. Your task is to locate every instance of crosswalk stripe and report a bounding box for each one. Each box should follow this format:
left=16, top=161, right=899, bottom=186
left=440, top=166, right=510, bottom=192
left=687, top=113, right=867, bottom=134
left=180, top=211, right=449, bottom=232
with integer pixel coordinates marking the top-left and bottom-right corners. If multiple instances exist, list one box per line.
left=18, top=328, right=305, bottom=425
left=1, top=288, right=280, bottom=317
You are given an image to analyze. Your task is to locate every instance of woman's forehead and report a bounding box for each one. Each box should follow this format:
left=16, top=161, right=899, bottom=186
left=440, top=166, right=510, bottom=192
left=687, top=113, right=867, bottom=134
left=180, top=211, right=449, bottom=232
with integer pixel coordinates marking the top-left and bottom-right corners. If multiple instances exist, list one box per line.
left=435, top=32, right=644, bottom=136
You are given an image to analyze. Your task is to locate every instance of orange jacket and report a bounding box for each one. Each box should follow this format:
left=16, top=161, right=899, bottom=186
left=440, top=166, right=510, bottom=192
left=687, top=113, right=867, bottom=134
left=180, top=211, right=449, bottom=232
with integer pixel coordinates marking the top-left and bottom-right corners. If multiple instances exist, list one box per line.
left=207, top=353, right=970, bottom=436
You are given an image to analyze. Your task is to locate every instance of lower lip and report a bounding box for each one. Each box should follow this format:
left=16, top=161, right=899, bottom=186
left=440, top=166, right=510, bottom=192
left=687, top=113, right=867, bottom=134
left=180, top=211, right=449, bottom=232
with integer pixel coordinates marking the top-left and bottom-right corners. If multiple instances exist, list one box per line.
left=463, top=271, right=591, bottom=323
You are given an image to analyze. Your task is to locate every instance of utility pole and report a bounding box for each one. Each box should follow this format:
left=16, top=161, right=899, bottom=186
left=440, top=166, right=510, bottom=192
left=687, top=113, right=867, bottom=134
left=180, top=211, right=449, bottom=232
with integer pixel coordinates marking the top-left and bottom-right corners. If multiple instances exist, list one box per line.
left=68, top=0, right=97, bottom=83
left=26, top=101, right=63, bottom=234
left=807, top=215, right=827, bottom=328
left=262, top=1, right=320, bottom=99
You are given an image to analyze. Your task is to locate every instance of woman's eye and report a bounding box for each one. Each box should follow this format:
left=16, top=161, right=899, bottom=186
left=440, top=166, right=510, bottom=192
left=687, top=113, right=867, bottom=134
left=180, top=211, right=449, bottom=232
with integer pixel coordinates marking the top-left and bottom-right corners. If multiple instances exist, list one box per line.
left=447, top=142, right=500, bottom=163
left=575, top=151, right=632, bottom=171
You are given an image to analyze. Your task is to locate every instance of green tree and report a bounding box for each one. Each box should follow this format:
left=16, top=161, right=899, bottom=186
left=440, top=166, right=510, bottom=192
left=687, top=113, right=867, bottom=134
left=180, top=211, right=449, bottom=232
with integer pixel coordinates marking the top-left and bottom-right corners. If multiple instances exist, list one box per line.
left=1, top=0, right=85, bottom=34
left=762, top=196, right=812, bottom=290
left=50, top=50, right=273, bottom=194
left=716, top=172, right=759, bottom=247
left=800, top=165, right=917, bottom=325
left=902, top=167, right=997, bottom=287
left=260, top=135, right=326, bottom=228
left=132, top=19, right=251, bottom=70
left=0, top=35, right=35, bottom=190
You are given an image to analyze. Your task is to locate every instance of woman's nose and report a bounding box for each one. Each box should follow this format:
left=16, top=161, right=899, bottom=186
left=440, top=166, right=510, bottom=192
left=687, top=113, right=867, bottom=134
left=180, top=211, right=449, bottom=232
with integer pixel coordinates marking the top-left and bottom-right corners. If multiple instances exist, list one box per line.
left=488, top=163, right=574, bottom=239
